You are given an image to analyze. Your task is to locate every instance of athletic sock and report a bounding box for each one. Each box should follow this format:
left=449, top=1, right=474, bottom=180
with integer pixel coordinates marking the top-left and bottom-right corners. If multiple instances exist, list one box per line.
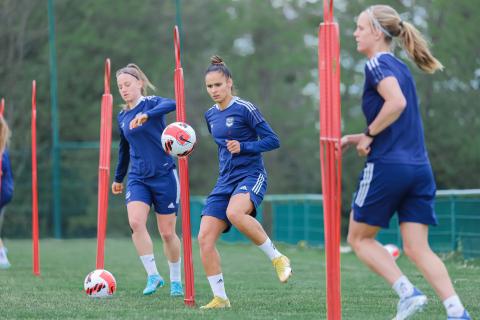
left=258, top=238, right=282, bottom=261
left=207, top=273, right=227, bottom=300
left=392, top=275, right=414, bottom=299
left=168, top=259, right=182, bottom=282
left=443, top=295, right=465, bottom=317
left=140, top=254, right=159, bottom=276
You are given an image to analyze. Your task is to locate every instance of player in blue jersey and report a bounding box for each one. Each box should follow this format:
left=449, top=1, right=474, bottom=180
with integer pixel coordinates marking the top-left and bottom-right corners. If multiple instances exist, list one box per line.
left=111, top=63, right=183, bottom=297
left=0, top=116, right=13, bottom=269
left=341, top=5, right=471, bottom=320
left=198, top=55, right=291, bottom=309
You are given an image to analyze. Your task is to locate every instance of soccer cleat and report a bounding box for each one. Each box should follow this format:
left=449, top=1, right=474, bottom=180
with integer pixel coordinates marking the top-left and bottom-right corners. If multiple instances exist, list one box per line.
left=393, top=288, right=428, bottom=320
left=200, top=296, right=231, bottom=309
left=142, top=274, right=164, bottom=295
left=0, top=260, right=10, bottom=269
left=170, top=281, right=183, bottom=297
left=272, top=255, right=292, bottom=283
left=447, top=310, right=472, bottom=320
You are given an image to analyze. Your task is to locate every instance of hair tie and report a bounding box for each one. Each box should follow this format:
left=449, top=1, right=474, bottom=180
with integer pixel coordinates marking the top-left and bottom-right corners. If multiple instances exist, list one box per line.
left=399, top=20, right=404, bottom=28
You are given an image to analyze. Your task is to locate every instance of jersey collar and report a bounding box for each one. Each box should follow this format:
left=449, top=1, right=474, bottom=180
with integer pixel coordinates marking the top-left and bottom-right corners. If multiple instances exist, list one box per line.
left=215, top=96, right=238, bottom=111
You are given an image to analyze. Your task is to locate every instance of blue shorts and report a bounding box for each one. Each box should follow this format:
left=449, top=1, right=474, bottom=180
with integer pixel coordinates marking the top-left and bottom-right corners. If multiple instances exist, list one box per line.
left=202, top=171, right=267, bottom=233
left=126, top=169, right=179, bottom=214
left=352, top=162, right=438, bottom=228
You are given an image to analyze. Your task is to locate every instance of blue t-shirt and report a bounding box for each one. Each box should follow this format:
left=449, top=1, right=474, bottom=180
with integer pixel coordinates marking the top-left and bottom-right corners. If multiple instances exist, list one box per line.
left=204, top=96, right=280, bottom=184
left=0, top=149, right=13, bottom=208
left=114, top=96, right=176, bottom=182
left=363, top=52, right=429, bottom=164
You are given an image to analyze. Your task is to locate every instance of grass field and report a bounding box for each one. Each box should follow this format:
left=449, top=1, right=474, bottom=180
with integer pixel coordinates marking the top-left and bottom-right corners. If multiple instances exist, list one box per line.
left=0, top=238, right=478, bottom=319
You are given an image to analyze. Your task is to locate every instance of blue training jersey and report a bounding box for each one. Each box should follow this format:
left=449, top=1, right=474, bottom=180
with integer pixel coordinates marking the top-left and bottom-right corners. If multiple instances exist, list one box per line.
left=1, top=149, right=14, bottom=208
left=362, top=52, right=429, bottom=164
left=114, top=96, right=176, bottom=182
left=205, top=96, right=280, bottom=184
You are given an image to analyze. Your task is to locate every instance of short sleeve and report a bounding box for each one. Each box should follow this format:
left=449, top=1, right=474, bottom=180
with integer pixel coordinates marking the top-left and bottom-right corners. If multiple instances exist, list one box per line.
left=365, top=56, right=396, bottom=87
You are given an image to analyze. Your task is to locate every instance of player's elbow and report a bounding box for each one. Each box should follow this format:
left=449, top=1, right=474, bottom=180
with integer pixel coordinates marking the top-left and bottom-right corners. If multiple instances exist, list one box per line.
left=271, top=135, right=280, bottom=150
left=394, top=96, right=407, bottom=113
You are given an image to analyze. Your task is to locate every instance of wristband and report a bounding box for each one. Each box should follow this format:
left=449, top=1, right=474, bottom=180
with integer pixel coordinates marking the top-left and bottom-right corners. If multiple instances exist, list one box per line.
left=364, top=127, right=376, bottom=138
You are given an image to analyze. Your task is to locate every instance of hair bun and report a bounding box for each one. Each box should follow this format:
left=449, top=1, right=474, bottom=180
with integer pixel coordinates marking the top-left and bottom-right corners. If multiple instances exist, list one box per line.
left=210, top=55, right=224, bottom=66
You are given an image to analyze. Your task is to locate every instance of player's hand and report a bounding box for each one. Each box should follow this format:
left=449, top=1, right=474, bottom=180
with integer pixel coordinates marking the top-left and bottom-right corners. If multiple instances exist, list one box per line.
left=356, top=134, right=373, bottom=157
left=130, top=113, right=148, bottom=129
left=226, top=140, right=241, bottom=154
left=339, top=135, right=352, bottom=153
left=111, top=182, right=124, bottom=194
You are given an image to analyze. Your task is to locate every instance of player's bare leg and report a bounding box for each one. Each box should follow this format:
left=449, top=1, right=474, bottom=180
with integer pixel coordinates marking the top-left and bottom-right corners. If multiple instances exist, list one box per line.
left=227, top=193, right=292, bottom=283
left=198, top=216, right=230, bottom=309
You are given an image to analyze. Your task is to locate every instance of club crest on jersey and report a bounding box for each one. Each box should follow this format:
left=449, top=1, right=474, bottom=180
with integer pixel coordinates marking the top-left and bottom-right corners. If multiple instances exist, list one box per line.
left=226, top=117, right=234, bottom=127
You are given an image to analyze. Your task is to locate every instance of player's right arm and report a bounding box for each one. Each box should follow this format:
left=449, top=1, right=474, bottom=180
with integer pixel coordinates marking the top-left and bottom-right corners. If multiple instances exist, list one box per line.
left=340, top=134, right=364, bottom=153
left=112, top=120, right=130, bottom=194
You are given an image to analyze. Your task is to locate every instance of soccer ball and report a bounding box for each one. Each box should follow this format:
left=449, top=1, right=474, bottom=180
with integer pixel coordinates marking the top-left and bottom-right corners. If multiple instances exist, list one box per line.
left=161, top=122, right=196, bottom=158
left=383, top=244, right=401, bottom=260
left=84, top=269, right=116, bottom=298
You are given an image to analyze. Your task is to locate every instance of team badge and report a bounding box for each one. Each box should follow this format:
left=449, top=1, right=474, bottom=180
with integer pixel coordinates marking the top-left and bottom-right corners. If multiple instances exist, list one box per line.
left=226, top=117, right=234, bottom=127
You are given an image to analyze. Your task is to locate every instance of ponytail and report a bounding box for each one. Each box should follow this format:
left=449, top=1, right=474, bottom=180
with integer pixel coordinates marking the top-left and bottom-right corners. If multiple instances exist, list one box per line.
left=0, top=116, right=11, bottom=154
left=366, top=5, right=444, bottom=73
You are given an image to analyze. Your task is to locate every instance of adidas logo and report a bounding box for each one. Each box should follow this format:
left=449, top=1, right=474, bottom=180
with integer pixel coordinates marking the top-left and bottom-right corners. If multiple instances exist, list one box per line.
left=168, top=203, right=175, bottom=209
left=216, top=279, right=224, bottom=284
left=239, top=186, right=248, bottom=191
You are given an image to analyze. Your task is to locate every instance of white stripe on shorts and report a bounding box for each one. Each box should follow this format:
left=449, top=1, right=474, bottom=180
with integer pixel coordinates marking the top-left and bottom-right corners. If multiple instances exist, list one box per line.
left=173, top=169, right=180, bottom=204
left=252, top=173, right=265, bottom=194
left=354, top=163, right=374, bottom=207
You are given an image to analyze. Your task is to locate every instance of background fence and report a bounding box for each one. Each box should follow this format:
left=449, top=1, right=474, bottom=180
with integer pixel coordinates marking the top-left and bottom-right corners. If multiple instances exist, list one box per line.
left=186, top=191, right=480, bottom=259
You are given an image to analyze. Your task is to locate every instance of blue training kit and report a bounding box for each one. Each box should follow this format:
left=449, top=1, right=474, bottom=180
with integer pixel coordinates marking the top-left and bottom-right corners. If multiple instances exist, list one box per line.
left=0, top=150, right=13, bottom=211
left=202, top=96, right=280, bottom=231
left=114, top=96, right=179, bottom=214
left=352, top=52, right=437, bottom=228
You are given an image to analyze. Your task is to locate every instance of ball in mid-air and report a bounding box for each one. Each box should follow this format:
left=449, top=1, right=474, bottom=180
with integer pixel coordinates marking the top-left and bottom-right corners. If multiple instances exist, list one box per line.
left=161, top=122, right=196, bottom=158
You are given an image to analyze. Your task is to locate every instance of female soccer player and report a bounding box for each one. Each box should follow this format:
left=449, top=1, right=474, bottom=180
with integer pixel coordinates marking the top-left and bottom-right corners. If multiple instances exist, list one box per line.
left=112, top=63, right=183, bottom=297
left=341, top=5, right=471, bottom=320
left=198, top=56, right=291, bottom=309
left=0, top=116, right=13, bottom=269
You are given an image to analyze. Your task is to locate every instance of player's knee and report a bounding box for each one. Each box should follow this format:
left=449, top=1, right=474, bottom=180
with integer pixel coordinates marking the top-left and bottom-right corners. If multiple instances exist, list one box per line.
left=402, top=243, right=424, bottom=261
left=197, top=233, right=214, bottom=252
left=128, top=219, right=145, bottom=233
left=346, top=232, right=359, bottom=250
left=226, top=209, right=243, bottom=225
left=159, top=230, right=175, bottom=243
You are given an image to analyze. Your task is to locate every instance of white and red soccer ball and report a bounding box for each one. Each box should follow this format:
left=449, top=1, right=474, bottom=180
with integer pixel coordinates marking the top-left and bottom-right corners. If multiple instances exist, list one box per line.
left=161, top=122, right=196, bottom=158
left=383, top=244, right=401, bottom=260
left=84, top=269, right=116, bottom=298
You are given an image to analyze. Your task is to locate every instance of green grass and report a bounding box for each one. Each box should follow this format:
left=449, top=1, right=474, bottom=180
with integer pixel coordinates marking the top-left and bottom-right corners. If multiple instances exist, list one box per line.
left=0, top=238, right=478, bottom=319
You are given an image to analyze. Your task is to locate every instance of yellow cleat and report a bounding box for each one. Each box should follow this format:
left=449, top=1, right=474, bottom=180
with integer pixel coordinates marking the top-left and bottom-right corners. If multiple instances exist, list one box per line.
left=200, top=296, right=231, bottom=309
left=272, top=255, right=292, bottom=283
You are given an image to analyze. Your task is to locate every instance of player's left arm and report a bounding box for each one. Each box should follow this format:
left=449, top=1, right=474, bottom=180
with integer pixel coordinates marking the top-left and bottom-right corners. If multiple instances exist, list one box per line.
left=237, top=121, right=280, bottom=154
left=356, top=76, right=406, bottom=156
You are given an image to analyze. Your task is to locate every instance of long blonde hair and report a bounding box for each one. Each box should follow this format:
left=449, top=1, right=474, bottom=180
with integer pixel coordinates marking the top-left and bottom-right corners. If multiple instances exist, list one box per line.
left=0, top=116, right=11, bottom=154
left=116, top=63, right=156, bottom=96
left=366, top=5, right=444, bottom=74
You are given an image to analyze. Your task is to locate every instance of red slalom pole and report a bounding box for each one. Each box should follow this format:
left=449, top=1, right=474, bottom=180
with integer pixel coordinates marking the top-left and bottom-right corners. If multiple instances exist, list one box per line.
left=95, top=59, right=113, bottom=269
left=173, top=25, right=195, bottom=307
left=319, top=0, right=342, bottom=319
left=32, top=81, right=40, bottom=276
